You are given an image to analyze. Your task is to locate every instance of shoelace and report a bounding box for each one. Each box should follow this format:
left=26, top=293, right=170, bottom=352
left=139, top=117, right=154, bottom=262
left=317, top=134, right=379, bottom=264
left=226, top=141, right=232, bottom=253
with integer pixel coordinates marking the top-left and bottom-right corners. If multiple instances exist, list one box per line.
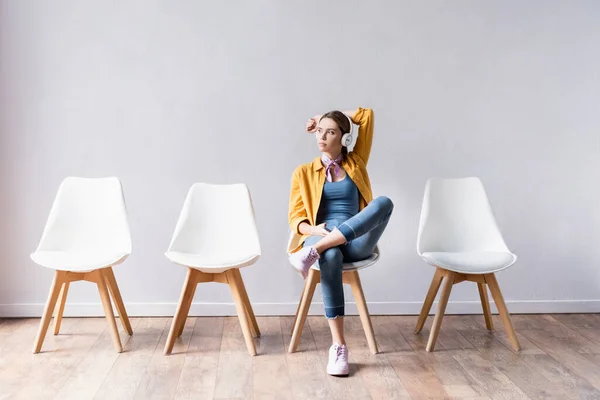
left=336, top=345, right=348, bottom=363
left=306, top=248, right=319, bottom=265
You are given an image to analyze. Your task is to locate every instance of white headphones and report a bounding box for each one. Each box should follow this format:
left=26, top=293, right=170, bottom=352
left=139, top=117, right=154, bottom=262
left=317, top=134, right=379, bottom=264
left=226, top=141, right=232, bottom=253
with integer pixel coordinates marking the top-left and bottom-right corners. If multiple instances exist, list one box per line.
left=341, top=115, right=355, bottom=148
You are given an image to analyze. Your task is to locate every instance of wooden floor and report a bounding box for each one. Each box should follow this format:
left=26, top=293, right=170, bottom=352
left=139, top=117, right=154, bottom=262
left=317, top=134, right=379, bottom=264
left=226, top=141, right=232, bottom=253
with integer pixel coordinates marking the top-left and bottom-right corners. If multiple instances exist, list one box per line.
left=1, top=314, right=600, bottom=399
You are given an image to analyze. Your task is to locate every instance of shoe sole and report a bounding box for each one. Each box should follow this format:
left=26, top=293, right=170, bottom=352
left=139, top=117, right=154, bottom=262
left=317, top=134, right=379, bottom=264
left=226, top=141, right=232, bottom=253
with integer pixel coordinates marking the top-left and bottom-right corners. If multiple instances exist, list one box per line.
left=293, top=267, right=307, bottom=279
left=327, top=365, right=349, bottom=377
left=289, top=258, right=309, bottom=279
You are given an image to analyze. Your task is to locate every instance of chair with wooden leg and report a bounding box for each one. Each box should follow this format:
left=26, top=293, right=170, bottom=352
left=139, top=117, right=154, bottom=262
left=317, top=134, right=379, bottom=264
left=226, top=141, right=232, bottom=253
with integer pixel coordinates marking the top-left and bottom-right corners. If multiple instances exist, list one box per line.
left=414, top=177, right=520, bottom=352
left=163, top=183, right=261, bottom=356
left=31, top=177, right=133, bottom=354
left=287, top=232, right=379, bottom=354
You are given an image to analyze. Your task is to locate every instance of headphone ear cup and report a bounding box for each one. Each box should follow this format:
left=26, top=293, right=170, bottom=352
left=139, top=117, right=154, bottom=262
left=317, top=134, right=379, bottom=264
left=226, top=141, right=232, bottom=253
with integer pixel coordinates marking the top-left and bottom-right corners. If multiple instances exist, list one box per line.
left=342, top=115, right=356, bottom=148
left=341, top=133, right=352, bottom=147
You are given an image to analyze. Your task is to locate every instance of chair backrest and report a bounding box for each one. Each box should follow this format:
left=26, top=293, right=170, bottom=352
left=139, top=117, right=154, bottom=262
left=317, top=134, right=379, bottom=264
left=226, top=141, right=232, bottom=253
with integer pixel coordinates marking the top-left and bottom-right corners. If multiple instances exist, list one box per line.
left=167, top=183, right=261, bottom=258
left=417, top=177, right=510, bottom=254
left=35, top=177, right=132, bottom=254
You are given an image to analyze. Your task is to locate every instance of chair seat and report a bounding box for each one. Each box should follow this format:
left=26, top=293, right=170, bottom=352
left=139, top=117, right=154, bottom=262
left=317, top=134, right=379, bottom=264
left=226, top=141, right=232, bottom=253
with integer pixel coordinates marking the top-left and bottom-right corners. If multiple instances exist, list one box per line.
left=312, top=252, right=379, bottom=272
left=420, top=251, right=516, bottom=274
left=30, top=251, right=129, bottom=272
left=165, top=251, right=260, bottom=273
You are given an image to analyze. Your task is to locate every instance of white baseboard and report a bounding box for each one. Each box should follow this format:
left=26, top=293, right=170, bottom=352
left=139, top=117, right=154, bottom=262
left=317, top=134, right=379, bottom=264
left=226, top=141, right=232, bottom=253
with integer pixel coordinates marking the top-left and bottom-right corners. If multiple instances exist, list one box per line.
left=1, top=300, right=599, bottom=318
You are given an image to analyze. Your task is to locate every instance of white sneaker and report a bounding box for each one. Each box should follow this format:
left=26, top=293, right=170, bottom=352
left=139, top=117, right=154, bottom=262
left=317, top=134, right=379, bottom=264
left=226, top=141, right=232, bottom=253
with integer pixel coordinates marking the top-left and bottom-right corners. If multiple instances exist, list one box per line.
left=288, top=246, right=320, bottom=279
left=327, top=342, right=349, bottom=376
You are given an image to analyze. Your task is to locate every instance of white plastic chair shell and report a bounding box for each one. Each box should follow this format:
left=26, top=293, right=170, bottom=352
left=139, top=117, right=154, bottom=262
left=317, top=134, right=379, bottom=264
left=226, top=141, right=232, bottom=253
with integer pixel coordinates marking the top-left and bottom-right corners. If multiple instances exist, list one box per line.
left=417, top=177, right=516, bottom=274
left=30, top=177, right=132, bottom=272
left=166, top=183, right=261, bottom=273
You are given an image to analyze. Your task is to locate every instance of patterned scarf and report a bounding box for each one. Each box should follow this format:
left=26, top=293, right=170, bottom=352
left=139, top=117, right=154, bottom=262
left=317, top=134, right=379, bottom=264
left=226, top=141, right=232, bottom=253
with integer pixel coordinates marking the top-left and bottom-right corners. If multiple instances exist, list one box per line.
left=322, top=154, right=343, bottom=182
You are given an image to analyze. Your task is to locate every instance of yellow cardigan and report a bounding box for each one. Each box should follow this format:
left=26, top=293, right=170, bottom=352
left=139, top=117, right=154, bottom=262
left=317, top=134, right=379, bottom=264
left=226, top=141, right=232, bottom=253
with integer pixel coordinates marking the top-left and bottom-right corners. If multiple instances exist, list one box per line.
left=288, top=107, right=375, bottom=252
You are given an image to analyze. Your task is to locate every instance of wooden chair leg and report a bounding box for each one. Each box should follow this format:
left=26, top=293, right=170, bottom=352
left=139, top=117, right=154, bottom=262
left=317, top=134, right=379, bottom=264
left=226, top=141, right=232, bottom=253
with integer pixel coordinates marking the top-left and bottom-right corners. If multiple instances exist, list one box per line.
left=226, top=269, right=257, bottom=356
left=175, top=268, right=199, bottom=338
left=53, top=281, right=70, bottom=335
left=175, top=290, right=196, bottom=339
left=415, top=268, right=444, bottom=334
left=485, top=273, right=520, bottom=351
left=232, top=269, right=260, bottom=338
left=348, top=271, right=378, bottom=354
left=33, top=271, right=64, bottom=353
left=291, top=276, right=311, bottom=336
left=95, top=270, right=123, bottom=353
left=289, top=269, right=319, bottom=353
left=426, top=270, right=454, bottom=352
left=165, top=268, right=198, bottom=354
left=478, top=281, right=494, bottom=331
left=104, top=267, right=133, bottom=335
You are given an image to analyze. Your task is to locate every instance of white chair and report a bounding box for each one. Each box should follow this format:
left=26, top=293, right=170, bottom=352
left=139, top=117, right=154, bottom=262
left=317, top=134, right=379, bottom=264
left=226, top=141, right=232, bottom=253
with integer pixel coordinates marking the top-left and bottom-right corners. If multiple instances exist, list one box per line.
left=415, top=177, right=520, bottom=352
left=163, top=183, right=261, bottom=356
left=287, top=232, right=379, bottom=354
left=31, top=177, right=133, bottom=353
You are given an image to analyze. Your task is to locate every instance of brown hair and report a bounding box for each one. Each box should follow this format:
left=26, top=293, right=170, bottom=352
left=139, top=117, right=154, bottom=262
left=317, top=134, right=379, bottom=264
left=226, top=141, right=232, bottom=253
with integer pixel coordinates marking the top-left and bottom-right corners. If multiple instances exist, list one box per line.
left=320, top=110, right=350, bottom=156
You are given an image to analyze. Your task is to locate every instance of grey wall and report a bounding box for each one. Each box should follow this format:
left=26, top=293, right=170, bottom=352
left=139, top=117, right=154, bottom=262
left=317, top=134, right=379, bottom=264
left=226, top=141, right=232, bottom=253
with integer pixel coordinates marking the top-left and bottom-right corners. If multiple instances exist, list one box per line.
left=1, top=0, right=599, bottom=317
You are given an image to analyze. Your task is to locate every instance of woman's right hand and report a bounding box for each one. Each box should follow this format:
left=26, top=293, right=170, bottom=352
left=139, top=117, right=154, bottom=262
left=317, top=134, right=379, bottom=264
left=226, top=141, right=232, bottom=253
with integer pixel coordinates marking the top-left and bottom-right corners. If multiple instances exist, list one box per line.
left=311, top=223, right=329, bottom=236
left=305, top=115, right=320, bottom=134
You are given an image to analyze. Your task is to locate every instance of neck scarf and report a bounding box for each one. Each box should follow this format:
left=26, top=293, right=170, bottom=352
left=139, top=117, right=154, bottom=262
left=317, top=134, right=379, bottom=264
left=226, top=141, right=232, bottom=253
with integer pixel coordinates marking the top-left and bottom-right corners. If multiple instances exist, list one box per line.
left=322, top=153, right=343, bottom=182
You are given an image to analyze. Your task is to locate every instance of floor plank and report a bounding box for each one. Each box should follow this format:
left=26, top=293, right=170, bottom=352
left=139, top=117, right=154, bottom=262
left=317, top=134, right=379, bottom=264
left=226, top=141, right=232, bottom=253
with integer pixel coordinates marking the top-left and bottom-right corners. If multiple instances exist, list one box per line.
left=280, top=316, right=336, bottom=400
left=13, top=318, right=107, bottom=400
left=427, top=351, right=491, bottom=399
left=536, top=315, right=600, bottom=354
left=520, top=353, right=600, bottom=400
left=309, top=316, right=373, bottom=400
left=343, top=316, right=411, bottom=400
left=453, top=352, right=530, bottom=399
left=252, top=317, right=292, bottom=400
left=371, top=316, right=414, bottom=354
left=460, top=329, right=571, bottom=399
left=93, top=318, right=168, bottom=400
left=173, top=317, right=224, bottom=400
left=551, top=314, right=600, bottom=349
left=55, top=317, right=139, bottom=400
left=387, top=353, right=449, bottom=399
left=0, top=318, right=70, bottom=399
left=213, top=316, right=253, bottom=399
left=390, top=316, right=443, bottom=353
left=436, top=327, right=478, bottom=353
left=519, top=328, right=600, bottom=391
left=444, top=315, right=488, bottom=331
left=132, top=317, right=195, bottom=400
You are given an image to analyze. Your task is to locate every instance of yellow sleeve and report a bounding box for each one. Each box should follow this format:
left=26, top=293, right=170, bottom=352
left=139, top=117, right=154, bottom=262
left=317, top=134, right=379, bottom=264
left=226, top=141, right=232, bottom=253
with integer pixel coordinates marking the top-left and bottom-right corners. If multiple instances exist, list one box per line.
left=288, top=168, right=308, bottom=235
left=350, top=108, right=374, bottom=165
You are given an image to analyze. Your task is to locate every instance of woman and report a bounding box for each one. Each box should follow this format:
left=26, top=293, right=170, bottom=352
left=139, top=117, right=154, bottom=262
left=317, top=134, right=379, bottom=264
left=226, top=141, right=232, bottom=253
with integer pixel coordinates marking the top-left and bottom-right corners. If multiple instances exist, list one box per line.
left=288, top=107, right=394, bottom=376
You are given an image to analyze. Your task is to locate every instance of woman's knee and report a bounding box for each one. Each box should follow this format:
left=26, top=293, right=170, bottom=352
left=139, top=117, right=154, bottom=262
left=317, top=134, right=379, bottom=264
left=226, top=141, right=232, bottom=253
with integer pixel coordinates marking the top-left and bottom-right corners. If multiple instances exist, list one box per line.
left=373, top=196, right=394, bottom=213
left=321, top=247, right=343, bottom=266
left=319, top=248, right=343, bottom=279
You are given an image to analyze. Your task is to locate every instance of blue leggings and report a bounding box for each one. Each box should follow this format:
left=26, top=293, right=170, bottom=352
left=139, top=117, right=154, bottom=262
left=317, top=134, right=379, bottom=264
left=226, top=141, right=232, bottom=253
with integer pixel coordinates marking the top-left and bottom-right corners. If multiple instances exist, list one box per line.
left=303, top=196, right=394, bottom=318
